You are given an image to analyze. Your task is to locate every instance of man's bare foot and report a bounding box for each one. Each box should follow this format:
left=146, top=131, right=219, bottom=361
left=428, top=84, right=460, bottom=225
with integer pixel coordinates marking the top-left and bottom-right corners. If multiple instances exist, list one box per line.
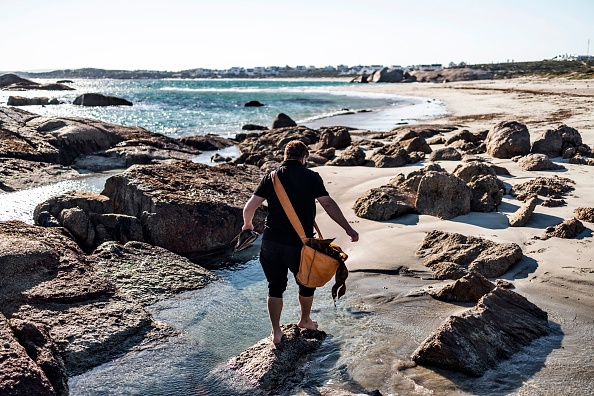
left=297, top=318, right=318, bottom=330
left=271, top=329, right=283, bottom=345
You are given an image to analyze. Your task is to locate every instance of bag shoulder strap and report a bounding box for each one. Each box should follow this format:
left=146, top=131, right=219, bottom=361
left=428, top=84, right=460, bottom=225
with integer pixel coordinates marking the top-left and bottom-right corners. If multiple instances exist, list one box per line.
left=271, top=171, right=324, bottom=244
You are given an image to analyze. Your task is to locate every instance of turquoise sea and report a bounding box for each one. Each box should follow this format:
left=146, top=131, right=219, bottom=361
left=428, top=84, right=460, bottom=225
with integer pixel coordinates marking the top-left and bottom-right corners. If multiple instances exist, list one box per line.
left=0, top=78, right=446, bottom=138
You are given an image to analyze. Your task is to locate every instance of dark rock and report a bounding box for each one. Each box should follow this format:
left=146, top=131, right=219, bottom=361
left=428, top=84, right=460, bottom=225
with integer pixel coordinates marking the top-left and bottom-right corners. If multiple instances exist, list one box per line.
left=0, top=313, right=56, bottom=396
left=411, top=288, right=549, bottom=376
left=178, top=135, right=233, bottom=151
left=508, top=196, right=538, bottom=227
left=539, top=218, right=586, bottom=240
left=415, top=172, right=472, bottom=219
left=353, top=185, right=417, bottom=220
left=416, top=230, right=523, bottom=278
left=510, top=176, right=574, bottom=201
left=244, top=100, right=265, bottom=107
left=227, top=324, right=326, bottom=392
left=7, top=96, right=49, bottom=106
left=56, top=80, right=73, bottom=84
left=432, top=272, right=496, bottom=302
left=272, top=113, right=297, bottom=129
left=445, top=129, right=486, bottom=146
left=102, top=162, right=267, bottom=255
left=368, top=143, right=409, bottom=167
left=0, top=158, right=80, bottom=192
left=453, top=162, right=504, bottom=212
left=516, top=153, right=565, bottom=171
left=91, top=241, right=218, bottom=306
left=398, top=136, right=432, bottom=154
left=241, top=124, right=269, bottom=131
left=0, top=73, right=74, bottom=91
left=315, top=126, right=352, bottom=149
left=10, top=319, right=68, bottom=396
left=429, top=147, right=461, bottom=161
left=531, top=128, right=563, bottom=158
left=327, top=145, right=366, bottom=166
left=557, top=124, right=582, bottom=149
left=568, top=154, right=594, bottom=166
left=368, top=67, right=404, bottom=83
left=574, top=207, right=594, bottom=222
left=73, top=93, right=132, bottom=106
left=485, top=121, right=531, bottom=159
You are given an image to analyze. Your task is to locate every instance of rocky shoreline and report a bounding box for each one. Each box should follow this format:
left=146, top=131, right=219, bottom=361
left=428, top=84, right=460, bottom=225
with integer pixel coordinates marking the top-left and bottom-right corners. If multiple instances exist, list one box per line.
left=2, top=78, right=594, bottom=394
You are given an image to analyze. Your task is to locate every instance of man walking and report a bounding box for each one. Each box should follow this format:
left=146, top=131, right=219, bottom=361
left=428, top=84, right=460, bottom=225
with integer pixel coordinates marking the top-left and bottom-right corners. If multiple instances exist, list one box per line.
left=241, top=140, right=359, bottom=345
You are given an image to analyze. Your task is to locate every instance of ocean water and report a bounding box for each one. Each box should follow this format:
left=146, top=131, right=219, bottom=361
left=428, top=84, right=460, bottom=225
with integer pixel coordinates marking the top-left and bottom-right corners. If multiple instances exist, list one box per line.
left=0, top=78, right=446, bottom=139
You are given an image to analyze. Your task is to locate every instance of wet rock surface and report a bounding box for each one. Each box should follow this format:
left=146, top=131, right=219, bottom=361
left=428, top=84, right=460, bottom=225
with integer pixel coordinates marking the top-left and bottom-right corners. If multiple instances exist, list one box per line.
left=432, top=271, right=496, bottom=302
left=227, top=324, right=326, bottom=392
left=412, top=287, right=549, bottom=377
left=416, top=230, right=523, bottom=278
left=91, top=241, right=218, bottom=306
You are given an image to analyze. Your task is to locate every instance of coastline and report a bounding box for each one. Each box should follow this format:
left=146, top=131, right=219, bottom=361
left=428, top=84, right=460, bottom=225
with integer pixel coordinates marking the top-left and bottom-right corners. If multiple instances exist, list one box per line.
left=311, top=78, right=594, bottom=394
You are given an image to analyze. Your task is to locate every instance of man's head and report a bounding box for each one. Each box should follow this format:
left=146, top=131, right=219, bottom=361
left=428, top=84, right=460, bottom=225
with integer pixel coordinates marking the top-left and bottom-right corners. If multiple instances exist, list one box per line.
left=284, top=140, right=309, bottom=162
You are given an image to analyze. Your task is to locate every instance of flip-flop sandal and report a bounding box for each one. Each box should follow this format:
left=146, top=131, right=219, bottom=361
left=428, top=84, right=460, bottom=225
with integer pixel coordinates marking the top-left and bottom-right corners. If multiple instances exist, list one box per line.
left=231, top=230, right=259, bottom=253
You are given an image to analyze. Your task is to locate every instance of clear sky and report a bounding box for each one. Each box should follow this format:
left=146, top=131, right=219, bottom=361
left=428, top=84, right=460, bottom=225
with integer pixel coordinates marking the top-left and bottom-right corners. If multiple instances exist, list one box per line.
left=2, top=0, right=592, bottom=72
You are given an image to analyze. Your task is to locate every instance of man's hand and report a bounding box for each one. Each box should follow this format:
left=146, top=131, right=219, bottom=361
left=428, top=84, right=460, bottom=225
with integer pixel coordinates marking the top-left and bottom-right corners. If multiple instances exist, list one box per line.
left=346, top=226, right=359, bottom=242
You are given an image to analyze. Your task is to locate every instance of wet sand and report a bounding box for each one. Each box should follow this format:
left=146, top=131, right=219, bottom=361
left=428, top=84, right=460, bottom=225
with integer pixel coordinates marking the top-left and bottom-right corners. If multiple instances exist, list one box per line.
left=312, top=78, right=594, bottom=394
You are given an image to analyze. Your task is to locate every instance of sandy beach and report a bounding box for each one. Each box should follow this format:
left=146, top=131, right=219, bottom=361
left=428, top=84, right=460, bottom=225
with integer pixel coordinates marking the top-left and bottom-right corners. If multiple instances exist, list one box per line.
left=311, top=78, right=594, bottom=394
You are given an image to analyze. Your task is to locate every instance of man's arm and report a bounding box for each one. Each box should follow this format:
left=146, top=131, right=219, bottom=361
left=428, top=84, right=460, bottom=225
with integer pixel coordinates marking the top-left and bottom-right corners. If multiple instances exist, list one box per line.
left=242, top=195, right=265, bottom=231
left=317, top=195, right=359, bottom=242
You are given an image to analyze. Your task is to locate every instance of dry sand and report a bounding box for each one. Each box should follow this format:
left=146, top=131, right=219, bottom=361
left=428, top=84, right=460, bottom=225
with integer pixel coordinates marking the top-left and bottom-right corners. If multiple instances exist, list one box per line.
left=312, top=78, right=594, bottom=395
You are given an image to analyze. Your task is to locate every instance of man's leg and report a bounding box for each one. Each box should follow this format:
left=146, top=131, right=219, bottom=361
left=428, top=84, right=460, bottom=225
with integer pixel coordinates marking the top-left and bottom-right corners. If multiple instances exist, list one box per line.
left=268, top=296, right=284, bottom=344
left=297, top=294, right=318, bottom=330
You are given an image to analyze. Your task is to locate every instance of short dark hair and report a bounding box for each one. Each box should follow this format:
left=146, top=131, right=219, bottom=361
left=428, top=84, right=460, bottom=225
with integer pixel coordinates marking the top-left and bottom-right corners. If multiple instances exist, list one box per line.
left=284, top=140, right=309, bottom=160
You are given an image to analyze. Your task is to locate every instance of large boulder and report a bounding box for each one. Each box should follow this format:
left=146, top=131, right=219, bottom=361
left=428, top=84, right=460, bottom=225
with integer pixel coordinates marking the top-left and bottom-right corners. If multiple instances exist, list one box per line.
left=429, top=147, right=461, bottom=161
left=414, top=172, right=472, bottom=219
left=411, top=68, right=494, bottom=83
left=485, top=121, right=531, bottom=159
left=327, top=145, right=366, bottom=166
left=353, top=185, right=417, bottom=220
left=411, top=287, right=549, bottom=376
left=227, top=324, right=326, bottom=392
left=453, top=163, right=505, bottom=212
left=271, top=113, right=297, bottom=129
left=101, top=162, right=267, bottom=256
left=367, top=143, right=410, bottom=167
left=0, top=73, right=73, bottom=91
left=531, top=128, right=563, bottom=157
left=73, top=93, right=132, bottom=106
left=516, top=153, right=565, bottom=171
left=315, top=127, right=352, bottom=149
left=7, top=96, right=51, bottom=106
left=178, top=135, right=233, bottom=151
left=416, top=230, right=523, bottom=278
left=368, top=67, right=404, bottom=83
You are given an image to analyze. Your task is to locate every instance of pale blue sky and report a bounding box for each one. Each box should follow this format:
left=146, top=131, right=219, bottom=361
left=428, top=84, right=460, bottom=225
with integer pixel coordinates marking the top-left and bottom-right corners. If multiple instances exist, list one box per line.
left=2, top=0, right=592, bottom=71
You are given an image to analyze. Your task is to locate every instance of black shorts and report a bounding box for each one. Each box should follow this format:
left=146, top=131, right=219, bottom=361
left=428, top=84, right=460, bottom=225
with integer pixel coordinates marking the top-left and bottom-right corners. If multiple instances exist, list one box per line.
left=259, top=239, right=315, bottom=298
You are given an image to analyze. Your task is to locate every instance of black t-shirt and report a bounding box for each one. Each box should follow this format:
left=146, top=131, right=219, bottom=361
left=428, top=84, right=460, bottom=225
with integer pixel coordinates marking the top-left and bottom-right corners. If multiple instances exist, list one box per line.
left=254, top=160, right=329, bottom=247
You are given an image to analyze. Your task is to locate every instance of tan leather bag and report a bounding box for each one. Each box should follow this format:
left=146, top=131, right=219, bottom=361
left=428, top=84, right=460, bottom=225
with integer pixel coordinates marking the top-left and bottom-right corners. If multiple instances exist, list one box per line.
left=272, top=171, right=347, bottom=288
